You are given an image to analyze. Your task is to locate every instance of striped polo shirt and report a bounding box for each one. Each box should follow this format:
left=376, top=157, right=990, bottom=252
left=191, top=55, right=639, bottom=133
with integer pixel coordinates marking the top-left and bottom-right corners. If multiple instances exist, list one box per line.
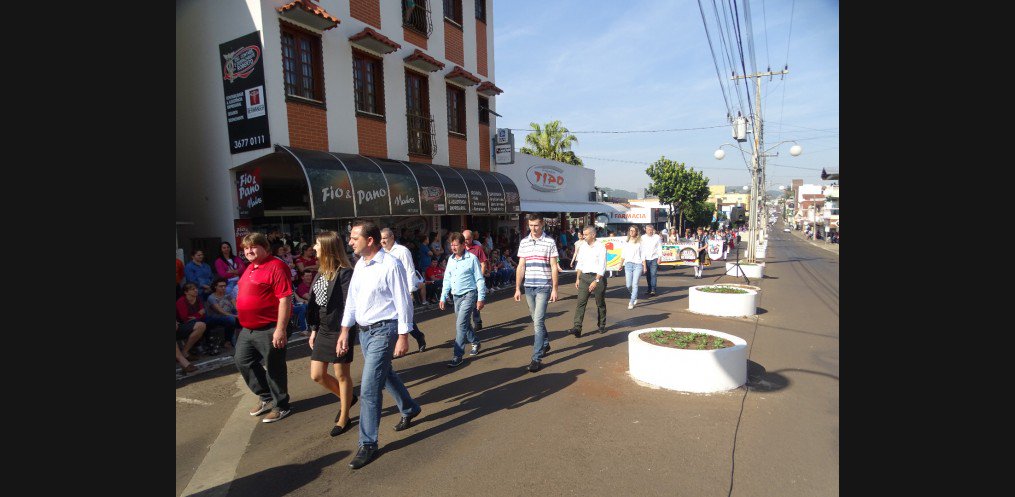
left=516, top=232, right=559, bottom=288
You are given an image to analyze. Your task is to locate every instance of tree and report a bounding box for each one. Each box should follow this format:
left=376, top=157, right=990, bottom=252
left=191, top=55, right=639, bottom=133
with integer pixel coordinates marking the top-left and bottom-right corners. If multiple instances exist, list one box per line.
left=519, top=120, right=583, bottom=166
left=644, top=156, right=710, bottom=233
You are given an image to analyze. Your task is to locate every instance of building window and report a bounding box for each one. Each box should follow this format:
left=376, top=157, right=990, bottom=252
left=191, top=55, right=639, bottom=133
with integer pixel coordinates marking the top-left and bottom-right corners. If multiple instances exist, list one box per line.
left=352, top=50, right=384, bottom=116
left=406, top=70, right=435, bottom=156
left=280, top=22, right=324, bottom=102
left=478, top=95, right=489, bottom=124
left=475, top=0, right=485, bottom=22
left=444, top=0, right=462, bottom=25
left=402, top=0, right=433, bottom=37
left=447, top=84, right=466, bottom=135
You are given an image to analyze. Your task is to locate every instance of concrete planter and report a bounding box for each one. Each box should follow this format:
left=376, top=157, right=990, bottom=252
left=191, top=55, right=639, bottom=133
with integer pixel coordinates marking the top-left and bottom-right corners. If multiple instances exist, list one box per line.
left=628, top=328, right=748, bottom=393
left=688, top=285, right=758, bottom=317
left=725, top=261, right=764, bottom=279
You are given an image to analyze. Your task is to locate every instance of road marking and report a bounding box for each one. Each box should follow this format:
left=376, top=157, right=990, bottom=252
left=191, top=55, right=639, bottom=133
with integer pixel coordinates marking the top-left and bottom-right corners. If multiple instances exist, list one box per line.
left=176, top=397, right=213, bottom=406
left=180, top=376, right=259, bottom=497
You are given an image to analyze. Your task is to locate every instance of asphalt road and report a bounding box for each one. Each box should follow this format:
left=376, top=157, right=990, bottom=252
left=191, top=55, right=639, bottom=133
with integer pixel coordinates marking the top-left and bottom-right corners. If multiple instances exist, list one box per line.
left=177, top=223, right=838, bottom=497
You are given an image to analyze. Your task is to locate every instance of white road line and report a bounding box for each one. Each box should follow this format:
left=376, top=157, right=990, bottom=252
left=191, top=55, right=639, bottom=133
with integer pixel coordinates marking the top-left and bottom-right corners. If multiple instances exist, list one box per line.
left=176, top=397, right=213, bottom=406
left=180, top=376, right=260, bottom=497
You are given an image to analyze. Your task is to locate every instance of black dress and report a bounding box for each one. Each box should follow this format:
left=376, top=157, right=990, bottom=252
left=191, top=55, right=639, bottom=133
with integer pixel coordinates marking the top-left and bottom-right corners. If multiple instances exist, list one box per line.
left=307, top=268, right=355, bottom=364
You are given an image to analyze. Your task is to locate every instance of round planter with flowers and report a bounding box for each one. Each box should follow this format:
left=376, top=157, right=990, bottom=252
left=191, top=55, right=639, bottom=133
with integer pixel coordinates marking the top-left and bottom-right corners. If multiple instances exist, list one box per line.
left=688, top=284, right=758, bottom=317
left=628, top=328, right=748, bottom=393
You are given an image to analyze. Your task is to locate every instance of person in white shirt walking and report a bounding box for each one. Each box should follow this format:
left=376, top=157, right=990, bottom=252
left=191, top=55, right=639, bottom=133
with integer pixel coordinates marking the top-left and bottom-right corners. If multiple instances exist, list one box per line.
left=379, top=228, right=428, bottom=352
left=569, top=226, right=608, bottom=337
left=439, top=232, right=487, bottom=368
left=514, top=213, right=559, bottom=373
left=338, top=220, right=422, bottom=469
left=641, top=225, right=663, bottom=297
left=618, top=225, right=647, bottom=309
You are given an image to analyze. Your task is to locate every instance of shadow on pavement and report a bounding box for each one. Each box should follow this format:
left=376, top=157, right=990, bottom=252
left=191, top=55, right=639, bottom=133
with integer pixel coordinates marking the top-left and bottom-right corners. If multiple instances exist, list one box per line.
left=745, top=360, right=790, bottom=392
left=374, top=368, right=584, bottom=461
left=186, top=450, right=351, bottom=497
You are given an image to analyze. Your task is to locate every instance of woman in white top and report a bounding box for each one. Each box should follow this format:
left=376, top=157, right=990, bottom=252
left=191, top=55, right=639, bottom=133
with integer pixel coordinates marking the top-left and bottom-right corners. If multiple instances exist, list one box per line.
left=618, top=225, right=647, bottom=309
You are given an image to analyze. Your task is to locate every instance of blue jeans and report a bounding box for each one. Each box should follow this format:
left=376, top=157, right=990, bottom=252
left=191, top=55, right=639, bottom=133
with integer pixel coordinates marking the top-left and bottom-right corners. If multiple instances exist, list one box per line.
left=625, top=262, right=643, bottom=303
left=452, top=290, right=479, bottom=358
left=357, top=320, right=420, bottom=447
left=644, top=258, right=659, bottom=293
left=524, top=286, right=551, bottom=362
left=292, top=302, right=308, bottom=331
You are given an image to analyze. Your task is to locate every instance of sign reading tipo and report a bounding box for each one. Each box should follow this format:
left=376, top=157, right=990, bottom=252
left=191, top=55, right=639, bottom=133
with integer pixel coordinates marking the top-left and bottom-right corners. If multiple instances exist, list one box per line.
left=220, top=31, right=271, bottom=154
left=526, top=164, right=566, bottom=192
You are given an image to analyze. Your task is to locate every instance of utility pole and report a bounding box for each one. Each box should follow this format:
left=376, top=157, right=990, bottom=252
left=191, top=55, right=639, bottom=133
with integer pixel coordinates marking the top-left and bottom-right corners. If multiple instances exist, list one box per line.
left=733, top=68, right=788, bottom=263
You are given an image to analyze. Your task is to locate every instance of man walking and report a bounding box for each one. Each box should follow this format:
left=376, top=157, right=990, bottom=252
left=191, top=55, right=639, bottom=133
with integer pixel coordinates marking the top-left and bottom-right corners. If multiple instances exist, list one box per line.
left=235, top=232, right=293, bottom=423
left=379, top=228, right=428, bottom=352
left=569, top=226, right=607, bottom=338
left=641, top=225, right=662, bottom=297
left=439, top=232, right=487, bottom=368
left=462, top=229, right=488, bottom=330
left=513, top=213, right=559, bottom=373
left=338, top=220, right=422, bottom=469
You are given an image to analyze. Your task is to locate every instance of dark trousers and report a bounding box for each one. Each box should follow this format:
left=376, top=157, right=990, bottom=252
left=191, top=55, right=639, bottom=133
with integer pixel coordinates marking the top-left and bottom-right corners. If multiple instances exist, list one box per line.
left=409, top=323, right=426, bottom=344
left=234, top=325, right=289, bottom=409
left=573, top=273, right=607, bottom=330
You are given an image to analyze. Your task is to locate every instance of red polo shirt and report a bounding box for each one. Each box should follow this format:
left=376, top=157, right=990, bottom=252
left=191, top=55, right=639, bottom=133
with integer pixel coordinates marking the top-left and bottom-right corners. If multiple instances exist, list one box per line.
left=236, top=256, right=293, bottom=329
left=467, top=241, right=488, bottom=275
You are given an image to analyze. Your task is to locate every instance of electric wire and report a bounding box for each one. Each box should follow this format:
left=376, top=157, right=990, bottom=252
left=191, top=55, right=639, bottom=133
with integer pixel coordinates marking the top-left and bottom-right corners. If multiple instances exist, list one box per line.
left=698, top=0, right=735, bottom=119
left=504, top=124, right=727, bottom=134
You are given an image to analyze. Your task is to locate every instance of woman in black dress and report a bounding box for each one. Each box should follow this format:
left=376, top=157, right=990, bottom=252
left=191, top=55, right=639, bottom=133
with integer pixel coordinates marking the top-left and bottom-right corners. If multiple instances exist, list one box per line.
left=307, top=231, right=358, bottom=436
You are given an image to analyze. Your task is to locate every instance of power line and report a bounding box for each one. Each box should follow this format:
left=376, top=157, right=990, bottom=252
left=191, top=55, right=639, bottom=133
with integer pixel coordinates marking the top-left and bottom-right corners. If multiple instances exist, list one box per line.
left=578, top=155, right=747, bottom=171
left=506, top=124, right=727, bottom=134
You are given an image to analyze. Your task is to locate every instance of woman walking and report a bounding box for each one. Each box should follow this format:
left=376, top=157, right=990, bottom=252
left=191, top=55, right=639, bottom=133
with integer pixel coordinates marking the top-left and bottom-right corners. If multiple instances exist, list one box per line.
left=307, top=231, right=358, bottom=436
left=618, top=225, right=647, bottom=309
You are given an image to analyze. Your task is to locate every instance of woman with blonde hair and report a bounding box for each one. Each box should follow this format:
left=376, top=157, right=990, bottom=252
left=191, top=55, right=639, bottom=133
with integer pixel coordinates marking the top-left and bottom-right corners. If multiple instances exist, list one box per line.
left=617, top=225, right=647, bottom=309
left=306, top=231, right=358, bottom=436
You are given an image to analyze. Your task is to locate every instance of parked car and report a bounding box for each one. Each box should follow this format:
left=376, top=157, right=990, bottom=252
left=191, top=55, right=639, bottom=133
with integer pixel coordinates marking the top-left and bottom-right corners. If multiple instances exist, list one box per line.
left=783, top=227, right=791, bottom=232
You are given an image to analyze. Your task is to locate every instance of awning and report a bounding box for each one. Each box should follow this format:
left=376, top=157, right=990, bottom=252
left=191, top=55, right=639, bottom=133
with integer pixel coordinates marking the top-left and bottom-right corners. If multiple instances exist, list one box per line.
left=230, top=145, right=521, bottom=219
left=520, top=200, right=626, bottom=214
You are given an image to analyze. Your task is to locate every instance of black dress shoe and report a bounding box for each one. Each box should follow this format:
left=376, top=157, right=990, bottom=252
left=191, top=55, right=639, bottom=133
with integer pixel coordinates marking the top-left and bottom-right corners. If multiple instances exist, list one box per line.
left=474, top=321, right=483, bottom=331
left=527, top=360, right=541, bottom=373
left=417, top=337, right=427, bottom=352
left=542, top=342, right=551, bottom=356
left=330, top=422, right=349, bottom=437
left=599, top=326, right=607, bottom=334
left=394, top=408, right=421, bottom=431
left=349, top=445, right=377, bottom=469
left=569, top=327, right=582, bottom=338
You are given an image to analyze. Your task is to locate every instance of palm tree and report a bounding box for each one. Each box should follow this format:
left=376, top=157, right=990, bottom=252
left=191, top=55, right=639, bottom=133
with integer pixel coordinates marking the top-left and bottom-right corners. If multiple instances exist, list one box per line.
left=519, top=120, right=583, bottom=166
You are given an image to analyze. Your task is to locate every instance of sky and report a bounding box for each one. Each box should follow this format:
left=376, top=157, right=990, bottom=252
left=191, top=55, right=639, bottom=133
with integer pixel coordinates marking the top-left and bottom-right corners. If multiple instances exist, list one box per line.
left=492, top=0, right=839, bottom=195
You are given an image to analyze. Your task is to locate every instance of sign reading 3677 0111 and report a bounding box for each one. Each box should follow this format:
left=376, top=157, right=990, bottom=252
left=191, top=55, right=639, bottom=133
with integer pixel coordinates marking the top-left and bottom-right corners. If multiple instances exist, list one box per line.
left=220, top=31, right=271, bottom=154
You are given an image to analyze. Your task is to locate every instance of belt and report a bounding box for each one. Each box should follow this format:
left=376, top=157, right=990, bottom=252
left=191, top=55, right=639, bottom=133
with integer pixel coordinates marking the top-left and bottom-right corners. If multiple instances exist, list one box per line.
left=361, top=319, right=396, bottom=331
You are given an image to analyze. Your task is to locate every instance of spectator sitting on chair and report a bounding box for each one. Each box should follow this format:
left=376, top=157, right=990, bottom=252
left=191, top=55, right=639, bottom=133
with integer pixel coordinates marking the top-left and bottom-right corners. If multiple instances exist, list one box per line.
left=176, top=322, right=199, bottom=374
left=293, top=269, right=315, bottom=332
left=185, top=249, right=214, bottom=299
left=424, top=258, right=445, bottom=304
left=176, top=283, right=209, bottom=359
left=206, top=277, right=240, bottom=348
left=176, top=256, right=185, bottom=299
left=296, top=244, right=320, bottom=281
left=215, top=242, right=247, bottom=299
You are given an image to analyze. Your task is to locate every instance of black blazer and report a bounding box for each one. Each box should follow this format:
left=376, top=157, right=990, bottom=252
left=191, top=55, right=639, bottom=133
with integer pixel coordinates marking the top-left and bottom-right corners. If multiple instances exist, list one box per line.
left=306, top=267, right=353, bottom=333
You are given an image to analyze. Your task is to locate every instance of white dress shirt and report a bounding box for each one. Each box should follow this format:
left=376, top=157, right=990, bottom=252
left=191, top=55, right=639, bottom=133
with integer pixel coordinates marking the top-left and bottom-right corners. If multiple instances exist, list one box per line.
left=620, top=239, right=645, bottom=264
left=574, top=239, right=607, bottom=277
left=341, top=250, right=414, bottom=334
left=640, top=233, right=662, bottom=261
left=385, top=243, right=418, bottom=291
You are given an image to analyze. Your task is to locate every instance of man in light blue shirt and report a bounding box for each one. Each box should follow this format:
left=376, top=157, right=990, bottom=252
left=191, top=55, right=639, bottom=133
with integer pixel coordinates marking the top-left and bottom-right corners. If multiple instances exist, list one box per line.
left=439, top=232, right=487, bottom=368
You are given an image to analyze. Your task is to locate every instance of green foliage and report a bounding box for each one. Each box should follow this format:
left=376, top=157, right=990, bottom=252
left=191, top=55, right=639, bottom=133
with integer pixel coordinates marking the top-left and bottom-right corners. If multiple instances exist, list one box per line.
left=698, top=286, right=749, bottom=294
left=520, top=120, right=583, bottom=166
left=644, top=157, right=710, bottom=231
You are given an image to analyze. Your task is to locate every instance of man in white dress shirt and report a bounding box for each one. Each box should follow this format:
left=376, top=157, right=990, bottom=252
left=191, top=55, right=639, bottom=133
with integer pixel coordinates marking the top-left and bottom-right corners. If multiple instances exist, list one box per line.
left=379, top=228, right=428, bottom=352
left=641, top=225, right=663, bottom=297
left=569, top=226, right=608, bottom=337
left=338, top=220, right=422, bottom=469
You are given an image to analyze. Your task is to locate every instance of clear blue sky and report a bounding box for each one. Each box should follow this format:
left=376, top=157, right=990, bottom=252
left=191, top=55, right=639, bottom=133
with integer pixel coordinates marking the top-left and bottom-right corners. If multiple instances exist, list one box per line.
left=492, top=0, right=839, bottom=195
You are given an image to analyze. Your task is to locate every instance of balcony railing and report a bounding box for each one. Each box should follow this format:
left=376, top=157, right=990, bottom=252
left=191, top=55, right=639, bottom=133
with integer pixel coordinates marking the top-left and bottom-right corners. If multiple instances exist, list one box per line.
left=407, top=112, right=436, bottom=157
left=402, top=0, right=433, bottom=37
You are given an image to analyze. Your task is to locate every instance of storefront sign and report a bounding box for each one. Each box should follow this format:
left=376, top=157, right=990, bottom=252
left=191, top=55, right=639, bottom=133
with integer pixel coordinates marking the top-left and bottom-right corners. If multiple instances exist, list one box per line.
left=460, top=169, right=489, bottom=214
left=609, top=207, right=654, bottom=223
left=220, top=32, right=271, bottom=154
left=527, top=165, right=566, bottom=192
left=236, top=167, right=264, bottom=218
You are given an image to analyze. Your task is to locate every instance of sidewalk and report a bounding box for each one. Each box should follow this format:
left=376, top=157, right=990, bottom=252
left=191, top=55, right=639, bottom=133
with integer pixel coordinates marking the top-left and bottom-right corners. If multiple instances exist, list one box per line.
left=789, top=229, right=839, bottom=255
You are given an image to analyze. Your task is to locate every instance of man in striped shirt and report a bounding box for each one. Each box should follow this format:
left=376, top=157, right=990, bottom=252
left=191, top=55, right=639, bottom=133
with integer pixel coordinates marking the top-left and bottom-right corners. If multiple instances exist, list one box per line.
left=513, top=213, right=559, bottom=373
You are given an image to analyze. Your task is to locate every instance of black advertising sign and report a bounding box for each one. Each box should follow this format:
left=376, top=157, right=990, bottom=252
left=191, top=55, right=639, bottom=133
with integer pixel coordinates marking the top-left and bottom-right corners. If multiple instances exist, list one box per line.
left=491, top=171, right=521, bottom=212
left=236, top=167, right=265, bottom=218
left=221, top=31, right=271, bottom=154
left=478, top=171, right=506, bottom=213
left=404, top=162, right=447, bottom=215
left=370, top=158, right=421, bottom=216
left=291, top=148, right=357, bottom=219
left=335, top=154, right=390, bottom=217
left=432, top=165, right=470, bottom=214
left=459, top=169, right=489, bottom=214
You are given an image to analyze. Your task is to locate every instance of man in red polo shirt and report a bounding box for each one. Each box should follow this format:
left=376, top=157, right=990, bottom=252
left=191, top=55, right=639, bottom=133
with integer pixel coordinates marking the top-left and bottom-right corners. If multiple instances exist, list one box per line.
left=235, top=232, right=293, bottom=423
left=462, top=229, right=488, bottom=330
